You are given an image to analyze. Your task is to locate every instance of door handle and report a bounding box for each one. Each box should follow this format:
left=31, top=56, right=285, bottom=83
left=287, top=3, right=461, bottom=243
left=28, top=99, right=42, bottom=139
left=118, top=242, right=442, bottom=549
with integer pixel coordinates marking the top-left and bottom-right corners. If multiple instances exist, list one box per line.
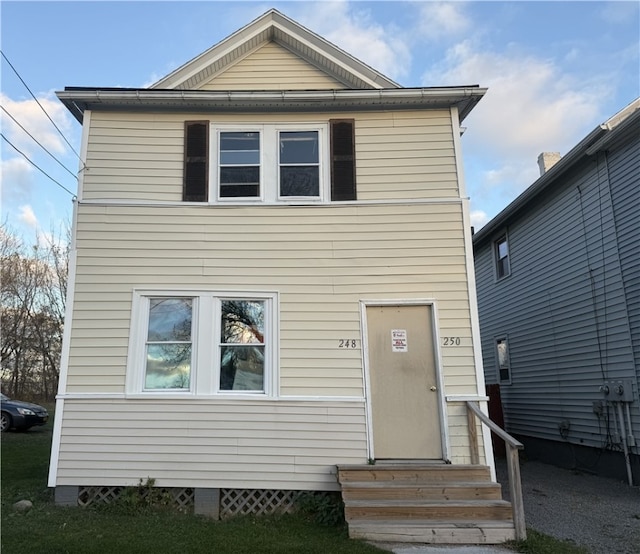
left=430, top=386, right=437, bottom=392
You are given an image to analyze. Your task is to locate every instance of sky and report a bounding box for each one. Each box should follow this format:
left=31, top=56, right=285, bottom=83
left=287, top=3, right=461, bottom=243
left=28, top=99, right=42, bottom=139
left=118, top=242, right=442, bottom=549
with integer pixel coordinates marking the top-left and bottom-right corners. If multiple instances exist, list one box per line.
left=1, top=0, right=639, bottom=245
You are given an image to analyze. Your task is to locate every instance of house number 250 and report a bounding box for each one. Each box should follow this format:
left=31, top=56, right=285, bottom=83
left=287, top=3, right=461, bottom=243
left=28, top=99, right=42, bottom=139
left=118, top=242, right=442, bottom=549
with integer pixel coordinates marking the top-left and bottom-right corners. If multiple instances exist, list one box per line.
left=443, top=337, right=461, bottom=346
left=338, top=339, right=358, bottom=348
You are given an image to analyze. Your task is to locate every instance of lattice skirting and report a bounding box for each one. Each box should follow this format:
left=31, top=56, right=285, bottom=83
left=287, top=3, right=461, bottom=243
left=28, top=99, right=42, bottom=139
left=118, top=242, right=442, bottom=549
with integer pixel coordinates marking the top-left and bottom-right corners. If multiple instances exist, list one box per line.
left=76, top=486, right=329, bottom=517
left=220, top=489, right=303, bottom=518
left=78, top=486, right=194, bottom=511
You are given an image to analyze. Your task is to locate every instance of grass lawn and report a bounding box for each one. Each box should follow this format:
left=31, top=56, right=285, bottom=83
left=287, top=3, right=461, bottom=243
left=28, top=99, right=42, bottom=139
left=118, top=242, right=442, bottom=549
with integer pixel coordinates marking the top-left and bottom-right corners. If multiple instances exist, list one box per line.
left=1, top=410, right=588, bottom=554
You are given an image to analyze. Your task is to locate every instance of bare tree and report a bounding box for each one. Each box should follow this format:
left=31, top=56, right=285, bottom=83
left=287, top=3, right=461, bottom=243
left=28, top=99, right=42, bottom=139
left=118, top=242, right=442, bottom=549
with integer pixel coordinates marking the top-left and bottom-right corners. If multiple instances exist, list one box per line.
left=1, top=224, right=69, bottom=401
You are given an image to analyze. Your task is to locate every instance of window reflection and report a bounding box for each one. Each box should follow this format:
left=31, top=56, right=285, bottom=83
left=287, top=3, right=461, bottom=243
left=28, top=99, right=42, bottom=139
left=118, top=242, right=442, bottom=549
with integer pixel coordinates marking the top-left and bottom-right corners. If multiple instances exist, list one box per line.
left=220, top=300, right=265, bottom=391
left=145, top=298, right=193, bottom=390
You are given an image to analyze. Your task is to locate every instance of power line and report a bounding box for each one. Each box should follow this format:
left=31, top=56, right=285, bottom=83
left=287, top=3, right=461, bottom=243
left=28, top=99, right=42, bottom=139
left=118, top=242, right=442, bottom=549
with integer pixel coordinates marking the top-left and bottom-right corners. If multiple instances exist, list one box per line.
left=1, top=50, right=85, bottom=167
left=1, top=105, right=78, bottom=180
left=1, top=133, right=76, bottom=198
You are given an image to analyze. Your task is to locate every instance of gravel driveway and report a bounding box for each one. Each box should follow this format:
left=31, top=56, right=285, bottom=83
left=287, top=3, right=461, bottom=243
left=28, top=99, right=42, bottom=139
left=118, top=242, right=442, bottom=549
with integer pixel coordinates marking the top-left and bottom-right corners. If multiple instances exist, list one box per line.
left=496, top=458, right=640, bottom=553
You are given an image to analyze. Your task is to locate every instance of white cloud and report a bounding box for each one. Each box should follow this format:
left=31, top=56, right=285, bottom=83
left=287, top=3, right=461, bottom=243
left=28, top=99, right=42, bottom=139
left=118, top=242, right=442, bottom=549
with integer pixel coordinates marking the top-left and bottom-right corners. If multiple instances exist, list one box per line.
left=294, top=1, right=411, bottom=82
left=424, top=40, right=610, bottom=210
left=1, top=157, right=34, bottom=204
left=0, top=92, right=73, bottom=157
left=417, top=1, right=471, bottom=42
left=599, top=2, right=640, bottom=25
left=17, top=204, right=38, bottom=229
left=470, top=210, right=488, bottom=230
left=425, top=40, right=606, bottom=154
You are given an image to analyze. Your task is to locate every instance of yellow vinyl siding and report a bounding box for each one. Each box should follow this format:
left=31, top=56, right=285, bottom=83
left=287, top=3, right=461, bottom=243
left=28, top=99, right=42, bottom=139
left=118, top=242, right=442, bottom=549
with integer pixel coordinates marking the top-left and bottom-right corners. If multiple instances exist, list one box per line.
left=198, top=41, right=346, bottom=91
left=82, top=110, right=458, bottom=202
left=56, top=400, right=367, bottom=489
left=57, top=106, right=482, bottom=488
left=66, top=202, right=476, bottom=399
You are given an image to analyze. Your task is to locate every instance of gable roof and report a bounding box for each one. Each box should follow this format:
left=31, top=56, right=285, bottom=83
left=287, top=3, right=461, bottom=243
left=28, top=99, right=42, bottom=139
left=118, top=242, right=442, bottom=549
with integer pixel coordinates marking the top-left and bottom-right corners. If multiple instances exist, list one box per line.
left=57, top=9, right=487, bottom=123
left=151, top=9, right=400, bottom=90
left=473, top=97, right=640, bottom=247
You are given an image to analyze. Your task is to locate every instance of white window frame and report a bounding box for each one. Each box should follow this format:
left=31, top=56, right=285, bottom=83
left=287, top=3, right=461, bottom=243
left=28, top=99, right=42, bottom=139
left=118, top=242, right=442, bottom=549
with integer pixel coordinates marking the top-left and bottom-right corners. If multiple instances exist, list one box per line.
left=210, top=123, right=329, bottom=204
left=126, top=289, right=279, bottom=397
left=494, top=234, right=511, bottom=280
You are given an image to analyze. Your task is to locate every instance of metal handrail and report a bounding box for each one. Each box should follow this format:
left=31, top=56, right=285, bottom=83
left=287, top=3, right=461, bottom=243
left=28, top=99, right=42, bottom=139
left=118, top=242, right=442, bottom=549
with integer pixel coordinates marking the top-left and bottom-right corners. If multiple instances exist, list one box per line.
left=466, top=401, right=526, bottom=541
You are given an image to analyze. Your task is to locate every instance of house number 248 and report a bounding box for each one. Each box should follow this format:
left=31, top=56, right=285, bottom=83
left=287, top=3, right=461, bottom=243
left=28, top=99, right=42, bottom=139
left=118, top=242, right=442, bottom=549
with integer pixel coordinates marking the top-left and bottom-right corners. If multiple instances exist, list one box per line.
left=338, top=339, right=358, bottom=348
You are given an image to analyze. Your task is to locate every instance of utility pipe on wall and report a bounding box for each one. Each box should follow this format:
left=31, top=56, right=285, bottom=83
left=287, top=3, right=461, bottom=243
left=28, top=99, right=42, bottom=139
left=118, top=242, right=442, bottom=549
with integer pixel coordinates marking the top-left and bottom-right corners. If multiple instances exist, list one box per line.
left=615, top=401, right=634, bottom=486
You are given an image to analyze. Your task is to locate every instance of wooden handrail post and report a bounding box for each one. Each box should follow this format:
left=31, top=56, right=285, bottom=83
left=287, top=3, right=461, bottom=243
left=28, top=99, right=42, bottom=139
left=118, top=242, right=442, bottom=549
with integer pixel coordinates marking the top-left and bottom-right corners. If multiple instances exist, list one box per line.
left=466, top=401, right=527, bottom=541
left=467, top=407, right=480, bottom=465
left=506, top=443, right=526, bottom=540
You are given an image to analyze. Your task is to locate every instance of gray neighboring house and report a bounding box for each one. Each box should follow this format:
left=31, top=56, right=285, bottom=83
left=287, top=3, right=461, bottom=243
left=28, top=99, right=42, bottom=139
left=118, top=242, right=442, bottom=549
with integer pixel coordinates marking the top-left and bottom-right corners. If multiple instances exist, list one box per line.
left=473, top=98, right=640, bottom=485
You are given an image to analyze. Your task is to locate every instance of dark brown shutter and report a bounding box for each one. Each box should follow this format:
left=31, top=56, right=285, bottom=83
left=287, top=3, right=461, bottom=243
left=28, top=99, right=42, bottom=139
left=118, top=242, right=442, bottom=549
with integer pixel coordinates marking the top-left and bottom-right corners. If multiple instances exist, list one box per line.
left=183, top=121, right=209, bottom=202
left=330, top=119, right=356, bottom=201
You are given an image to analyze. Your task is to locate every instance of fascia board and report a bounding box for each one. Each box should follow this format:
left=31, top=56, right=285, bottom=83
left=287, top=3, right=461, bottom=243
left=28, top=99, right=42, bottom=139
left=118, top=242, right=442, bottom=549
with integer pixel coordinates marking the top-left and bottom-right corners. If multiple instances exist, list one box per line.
left=56, top=87, right=486, bottom=123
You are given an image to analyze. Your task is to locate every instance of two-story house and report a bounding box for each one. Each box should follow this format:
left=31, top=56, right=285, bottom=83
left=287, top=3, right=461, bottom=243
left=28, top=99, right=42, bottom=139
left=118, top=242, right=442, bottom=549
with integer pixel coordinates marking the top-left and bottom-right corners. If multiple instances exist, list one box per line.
left=49, top=10, right=520, bottom=543
left=474, top=98, right=640, bottom=485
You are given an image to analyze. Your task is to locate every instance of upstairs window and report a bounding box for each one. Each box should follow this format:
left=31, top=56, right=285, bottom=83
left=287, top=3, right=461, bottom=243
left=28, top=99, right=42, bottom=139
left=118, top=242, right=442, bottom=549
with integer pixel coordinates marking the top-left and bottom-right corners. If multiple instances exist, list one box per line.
left=183, top=120, right=356, bottom=203
left=279, top=131, right=320, bottom=198
left=219, top=132, right=261, bottom=198
left=494, top=235, right=510, bottom=279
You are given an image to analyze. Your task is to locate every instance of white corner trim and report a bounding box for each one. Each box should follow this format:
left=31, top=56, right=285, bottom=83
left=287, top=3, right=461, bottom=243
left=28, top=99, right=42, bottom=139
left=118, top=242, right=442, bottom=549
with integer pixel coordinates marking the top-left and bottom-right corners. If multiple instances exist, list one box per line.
left=450, top=106, right=468, bottom=200
left=76, top=110, right=91, bottom=201
left=47, top=397, right=65, bottom=487
left=461, top=197, right=496, bottom=477
left=48, top=199, right=79, bottom=487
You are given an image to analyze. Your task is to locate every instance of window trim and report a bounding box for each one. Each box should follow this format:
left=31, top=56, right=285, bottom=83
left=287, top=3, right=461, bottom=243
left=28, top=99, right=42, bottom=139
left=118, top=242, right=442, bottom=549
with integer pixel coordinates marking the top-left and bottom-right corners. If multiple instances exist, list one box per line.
left=210, top=123, right=329, bottom=204
left=126, top=289, right=279, bottom=397
left=494, top=234, right=511, bottom=280
left=495, top=335, right=511, bottom=384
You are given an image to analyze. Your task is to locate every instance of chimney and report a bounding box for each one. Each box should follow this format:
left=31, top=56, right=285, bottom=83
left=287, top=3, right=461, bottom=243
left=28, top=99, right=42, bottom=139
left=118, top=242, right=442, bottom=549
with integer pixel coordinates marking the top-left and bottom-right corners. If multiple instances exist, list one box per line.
left=537, top=152, right=561, bottom=176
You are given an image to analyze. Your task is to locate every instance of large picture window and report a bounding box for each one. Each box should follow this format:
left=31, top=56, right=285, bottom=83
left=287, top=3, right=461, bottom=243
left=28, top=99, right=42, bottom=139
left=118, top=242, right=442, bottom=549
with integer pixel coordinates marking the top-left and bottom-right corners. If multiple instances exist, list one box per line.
left=127, top=291, right=277, bottom=396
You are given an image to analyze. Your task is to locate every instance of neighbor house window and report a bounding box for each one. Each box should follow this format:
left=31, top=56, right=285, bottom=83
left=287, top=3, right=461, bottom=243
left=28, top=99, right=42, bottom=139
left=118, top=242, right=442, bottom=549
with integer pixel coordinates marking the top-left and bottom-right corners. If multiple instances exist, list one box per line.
left=494, top=235, right=510, bottom=279
left=207, top=121, right=355, bottom=203
left=496, top=337, right=511, bottom=383
left=127, top=291, right=277, bottom=396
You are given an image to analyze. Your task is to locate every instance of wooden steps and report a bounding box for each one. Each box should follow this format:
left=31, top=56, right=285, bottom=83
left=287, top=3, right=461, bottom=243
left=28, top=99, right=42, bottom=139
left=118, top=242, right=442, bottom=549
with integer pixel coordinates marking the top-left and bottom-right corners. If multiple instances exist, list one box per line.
left=337, top=464, right=516, bottom=544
